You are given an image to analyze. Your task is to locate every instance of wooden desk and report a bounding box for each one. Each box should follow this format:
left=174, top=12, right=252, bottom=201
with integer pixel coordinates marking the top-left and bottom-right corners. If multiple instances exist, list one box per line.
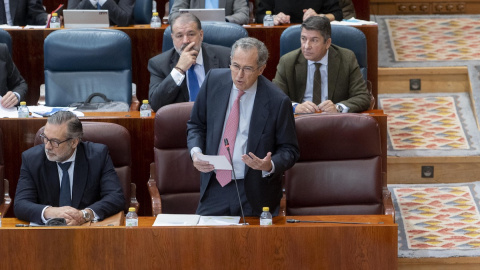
left=0, top=112, right=155, bottom=217
left=0, top=215, right=397, bottom=269
left=6, top=24, right=377, bottom=108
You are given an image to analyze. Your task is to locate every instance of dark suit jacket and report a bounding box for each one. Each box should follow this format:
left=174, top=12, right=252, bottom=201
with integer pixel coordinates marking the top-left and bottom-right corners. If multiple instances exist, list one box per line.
left=10, top=0, right=48, bottom=26
left=0, top=44, right=27, bottom=102
left=273, top=45, right=370, bottom=113
left=14, top=142, right=125, bottom=224
left=187, top=69, right=299, bottom=216
left=169, top=0, right=249, bottom=25
left=148, top=43, right=231, bottom=112
left=67, top=0, right=134, bottom=26
left=256, top=0, right=343, bottom=23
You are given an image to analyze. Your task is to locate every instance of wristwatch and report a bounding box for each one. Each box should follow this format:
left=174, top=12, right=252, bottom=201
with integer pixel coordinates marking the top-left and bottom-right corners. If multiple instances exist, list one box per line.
left=81, top=209, right=92, bottom=222
left=335, top=104, right=344, bottom=113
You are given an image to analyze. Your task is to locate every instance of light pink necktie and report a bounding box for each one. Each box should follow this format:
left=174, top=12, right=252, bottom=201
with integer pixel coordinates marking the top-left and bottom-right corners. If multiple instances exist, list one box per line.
left=216, top=90, right=245, bottom=187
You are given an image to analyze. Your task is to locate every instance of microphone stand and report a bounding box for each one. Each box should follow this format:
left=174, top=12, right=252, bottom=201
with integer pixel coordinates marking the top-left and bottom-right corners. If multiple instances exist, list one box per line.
left=286, top=219, right=377, bottom=225
left=224, top=138, right=248, bottom=225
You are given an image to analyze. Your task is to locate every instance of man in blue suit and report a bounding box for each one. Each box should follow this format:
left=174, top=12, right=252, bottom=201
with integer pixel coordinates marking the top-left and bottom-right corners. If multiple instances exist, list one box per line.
left=187, top=37, right=299, bottom=217
left=14, top=111, right=125, bottom=225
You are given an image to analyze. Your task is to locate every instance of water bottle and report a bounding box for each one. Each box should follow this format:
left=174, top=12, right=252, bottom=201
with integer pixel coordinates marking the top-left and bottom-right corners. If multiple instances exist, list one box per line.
left=0, top=212, right=2, bottom=227
left=140, top=100, right=152, bottom=117
left=50, top=13, right=61, bottom=28
left=125, top=207, right=138, bottom=227
left=17, top=101, right=29, bottom=118
left=260, top=207, right=273, bottom=225
left=150, top=12, right=161, bottom=28
left=263, top=11, right=274, bottom=27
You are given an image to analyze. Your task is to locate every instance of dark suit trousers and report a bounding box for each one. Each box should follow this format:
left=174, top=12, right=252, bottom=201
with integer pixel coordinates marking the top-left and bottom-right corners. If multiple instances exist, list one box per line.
left=196, top=173, right=254, bottom=217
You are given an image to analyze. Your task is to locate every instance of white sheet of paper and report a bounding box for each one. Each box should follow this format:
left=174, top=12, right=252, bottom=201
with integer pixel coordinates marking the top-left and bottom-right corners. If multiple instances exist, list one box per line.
left=0, top=96, right=19, bottom=118
left=198, top=216, right=241, bottom=226
left=153, top=214, right=201, bottom=226
left=196, top=153, right=231, bottom=170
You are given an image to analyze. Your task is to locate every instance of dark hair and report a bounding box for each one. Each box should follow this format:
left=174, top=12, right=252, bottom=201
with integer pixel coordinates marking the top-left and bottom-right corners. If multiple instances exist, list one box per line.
left=231, top=37, right=269, bottom=67
left=301, top=16, right=331, bottom=42
left=170, top=12, right=202, bottom=31
left=47, top=111, right=83, bottom=140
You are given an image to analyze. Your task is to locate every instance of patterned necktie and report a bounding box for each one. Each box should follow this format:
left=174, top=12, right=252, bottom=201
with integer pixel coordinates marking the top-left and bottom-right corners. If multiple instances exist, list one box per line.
left=312, top=63, right=322, bottom=104
left=188, top=64, right=200, bottom=101
left=0, top=2, right=7, bottom=25
left=216, top=90, right=246, bottom=187
left=58, top=162, right=72, bottom=206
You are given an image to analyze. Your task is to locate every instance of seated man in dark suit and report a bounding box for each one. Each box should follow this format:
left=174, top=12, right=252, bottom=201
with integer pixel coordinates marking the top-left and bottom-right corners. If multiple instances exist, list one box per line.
left=67, top=0, right=134, bottom=26
left=187, top=37, right=299, bottom=217
left=1, top=0, right=48, bottom=26
left=0, top=43, right=27, bottom=108
left=148, top=13, right=231, bottom=112
left=169, top=0, right=249, bottom=25
left=273, top=16, right=370, bottom=114
left=14, top=111, right=125, bottom=225
left=256, top=0, right=342, bottom=25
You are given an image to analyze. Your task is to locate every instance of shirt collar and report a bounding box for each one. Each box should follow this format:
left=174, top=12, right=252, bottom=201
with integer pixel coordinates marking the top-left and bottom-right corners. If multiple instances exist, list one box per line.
left=307, top=50, right=329, bottom=66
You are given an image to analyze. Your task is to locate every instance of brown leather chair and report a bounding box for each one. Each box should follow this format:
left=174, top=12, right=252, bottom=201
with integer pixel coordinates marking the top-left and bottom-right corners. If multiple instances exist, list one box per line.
left=34, top=122, right=138, bottom=213
left=0, top=127, right=11, bottom=217
left=147, top=102, right=200, bottom=216
left=285, top=113, right=394, bottom=219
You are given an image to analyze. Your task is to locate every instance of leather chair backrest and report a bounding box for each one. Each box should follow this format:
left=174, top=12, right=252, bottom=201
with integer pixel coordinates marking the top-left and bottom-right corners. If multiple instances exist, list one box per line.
left=285, top=113, right=383, bottom=215
left=134, top=0, right=153, bottom=24
left=0, top=128, right=4, bottom=206
left=154, top=102, right=200, bottom=213
left=0, top=29, right=12, bottom=54
left=34, top=122, right=132, bottom=212
left=279, top=24, right=367, bottom=80
left=162, top=21, right=248, bottom=52
left=44, top=29, right=132, bottom=107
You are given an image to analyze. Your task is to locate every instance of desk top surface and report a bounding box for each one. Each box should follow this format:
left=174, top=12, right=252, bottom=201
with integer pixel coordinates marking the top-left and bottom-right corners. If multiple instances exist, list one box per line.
left=1, top=215, right=395, bottom=228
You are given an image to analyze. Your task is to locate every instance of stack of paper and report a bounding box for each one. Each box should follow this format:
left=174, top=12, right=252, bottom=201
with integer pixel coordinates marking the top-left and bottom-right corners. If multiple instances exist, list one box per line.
left=153, top=214, right=241, bottom=226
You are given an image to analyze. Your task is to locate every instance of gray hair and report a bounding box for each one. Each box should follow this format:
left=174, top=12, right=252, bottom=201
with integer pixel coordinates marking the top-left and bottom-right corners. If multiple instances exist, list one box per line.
left=301, top=16, right=331, bottom=43
left=47, top=111, right=83, bottom=140
left=170, top=12, right=202, bottom=31
left=230, top=37, right=269, bottom=67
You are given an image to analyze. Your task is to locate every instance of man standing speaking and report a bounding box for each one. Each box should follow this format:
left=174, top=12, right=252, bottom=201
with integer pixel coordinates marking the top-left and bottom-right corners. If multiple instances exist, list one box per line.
left=187, top=37, right=299, bottom=217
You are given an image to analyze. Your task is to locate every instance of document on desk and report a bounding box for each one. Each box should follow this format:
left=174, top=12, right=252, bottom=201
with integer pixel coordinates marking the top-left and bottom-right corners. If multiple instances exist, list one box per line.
left=153, top=214, right=201, bottom=226
left=195, top=153, right=231, bottom=170
left=0, top=98, right=18, bottom=118
left=198, top=216, right=241, bottom=226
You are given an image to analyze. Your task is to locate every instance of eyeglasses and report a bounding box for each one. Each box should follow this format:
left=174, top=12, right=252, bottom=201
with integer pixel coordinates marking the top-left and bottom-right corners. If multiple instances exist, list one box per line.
left=40, top=133, right=72, bottom=148
left=230, top=64, right=258, bottom=75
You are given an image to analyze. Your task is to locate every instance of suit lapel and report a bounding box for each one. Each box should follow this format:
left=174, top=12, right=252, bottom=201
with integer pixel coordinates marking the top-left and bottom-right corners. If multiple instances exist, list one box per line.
left=246, top=76, right=270, bottom=174
left=202, top=44, right=220, bottom=72
left=295, top=53, right=308, bottom=103
left=327, top=47, right=340, bottom=100
left=44, top=159, right=61, bottom=206
left=71, top=143, right=88, bottom=208
left=9, top=0, right=17, bottom=22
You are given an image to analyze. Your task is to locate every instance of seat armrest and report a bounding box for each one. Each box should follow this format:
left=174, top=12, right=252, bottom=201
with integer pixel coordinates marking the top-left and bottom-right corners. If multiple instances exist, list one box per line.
left=0, top=179, right=11, bottom=217
left=147, top=163, right=162, bottom=216
left=129, top=183, right=140, bottom=213
left=383, top=187, right=395, bottom=222
left=130, top=93, right=140, bottom=111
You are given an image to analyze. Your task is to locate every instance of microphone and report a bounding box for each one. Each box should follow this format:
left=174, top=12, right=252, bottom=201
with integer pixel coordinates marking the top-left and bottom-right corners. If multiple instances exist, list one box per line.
left=286, top=219, right=377, bottom=225
left=224, top=138, right=248, bottom=225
